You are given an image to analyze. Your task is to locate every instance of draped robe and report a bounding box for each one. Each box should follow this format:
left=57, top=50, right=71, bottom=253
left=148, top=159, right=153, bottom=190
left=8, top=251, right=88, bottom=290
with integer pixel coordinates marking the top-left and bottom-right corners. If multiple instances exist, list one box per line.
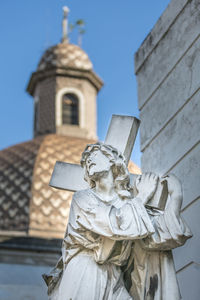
left=44, top=188, right=192, bottom=300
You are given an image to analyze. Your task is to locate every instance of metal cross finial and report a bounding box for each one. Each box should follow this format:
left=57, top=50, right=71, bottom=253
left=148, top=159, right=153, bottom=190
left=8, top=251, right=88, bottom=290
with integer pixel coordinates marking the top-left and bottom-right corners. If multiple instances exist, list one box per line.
left=62, top=6, right=70, bottom=43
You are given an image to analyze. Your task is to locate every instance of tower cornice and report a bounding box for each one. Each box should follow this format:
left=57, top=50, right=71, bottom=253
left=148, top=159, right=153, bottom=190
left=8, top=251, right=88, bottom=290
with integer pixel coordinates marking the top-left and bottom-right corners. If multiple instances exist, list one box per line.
left=27, top=67, right=103, bottom=96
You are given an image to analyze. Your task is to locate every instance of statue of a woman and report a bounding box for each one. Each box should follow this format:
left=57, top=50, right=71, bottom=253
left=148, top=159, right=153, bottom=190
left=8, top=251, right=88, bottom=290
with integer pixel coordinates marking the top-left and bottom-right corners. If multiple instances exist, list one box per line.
left=43, top=143, right=192, bottom=300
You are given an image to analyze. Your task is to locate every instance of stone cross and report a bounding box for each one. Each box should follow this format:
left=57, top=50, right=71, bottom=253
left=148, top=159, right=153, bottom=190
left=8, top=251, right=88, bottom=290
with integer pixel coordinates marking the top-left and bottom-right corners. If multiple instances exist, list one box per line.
left=50, top=115, right=140, bottom=192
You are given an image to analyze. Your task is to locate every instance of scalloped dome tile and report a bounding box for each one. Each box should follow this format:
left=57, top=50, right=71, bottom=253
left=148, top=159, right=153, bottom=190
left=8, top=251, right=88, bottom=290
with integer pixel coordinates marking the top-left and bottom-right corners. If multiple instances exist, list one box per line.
left=37, top=43, right=93, bottom=72
left=0, top=134, right=140, bottom=238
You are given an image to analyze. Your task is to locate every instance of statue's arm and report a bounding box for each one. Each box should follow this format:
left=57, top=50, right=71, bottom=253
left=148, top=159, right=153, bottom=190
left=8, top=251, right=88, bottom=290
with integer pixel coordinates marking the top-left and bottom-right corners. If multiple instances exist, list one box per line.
left=73, top=190, right=155, bottom=240
left=162, top=174, right=192, bottom=246
left=162, top=174, right=182, bottom=216
left=140, top=174, right=192, bottom=250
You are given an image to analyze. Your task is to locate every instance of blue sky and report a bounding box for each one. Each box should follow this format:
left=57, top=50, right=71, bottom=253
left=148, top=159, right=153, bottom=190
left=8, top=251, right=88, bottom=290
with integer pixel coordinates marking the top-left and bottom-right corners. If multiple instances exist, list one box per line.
left=0, top=0, right=170, bottom=166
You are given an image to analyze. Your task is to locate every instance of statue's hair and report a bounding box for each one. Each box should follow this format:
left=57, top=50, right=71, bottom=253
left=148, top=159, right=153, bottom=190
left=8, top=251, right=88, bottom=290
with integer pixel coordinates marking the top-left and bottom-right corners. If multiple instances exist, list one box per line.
left=80, top=142, right=133, bottom=199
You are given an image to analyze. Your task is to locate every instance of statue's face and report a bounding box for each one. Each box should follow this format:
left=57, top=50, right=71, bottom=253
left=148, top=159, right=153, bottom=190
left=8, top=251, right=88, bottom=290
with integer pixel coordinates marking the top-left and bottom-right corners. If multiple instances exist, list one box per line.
left=85, top=149, right=113, bottom=178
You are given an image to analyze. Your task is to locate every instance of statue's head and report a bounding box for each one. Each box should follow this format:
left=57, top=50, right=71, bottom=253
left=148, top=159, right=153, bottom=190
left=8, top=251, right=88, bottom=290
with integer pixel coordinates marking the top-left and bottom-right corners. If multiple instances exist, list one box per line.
left=80, top=142, right=132, bottom=199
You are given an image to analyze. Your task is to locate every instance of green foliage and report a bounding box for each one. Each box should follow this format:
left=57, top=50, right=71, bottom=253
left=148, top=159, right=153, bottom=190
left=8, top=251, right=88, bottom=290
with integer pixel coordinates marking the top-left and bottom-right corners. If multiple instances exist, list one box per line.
left=76, top=19, right=85, bottom=27
left=68, top=18, right=86, bottom=46
left=69, top=19, right=86, bottom=36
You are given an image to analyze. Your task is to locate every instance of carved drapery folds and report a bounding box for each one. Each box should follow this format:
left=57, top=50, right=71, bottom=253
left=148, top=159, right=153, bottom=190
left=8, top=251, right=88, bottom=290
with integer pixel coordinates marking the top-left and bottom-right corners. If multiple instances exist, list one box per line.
left=44, top=142, right=192, bottom=300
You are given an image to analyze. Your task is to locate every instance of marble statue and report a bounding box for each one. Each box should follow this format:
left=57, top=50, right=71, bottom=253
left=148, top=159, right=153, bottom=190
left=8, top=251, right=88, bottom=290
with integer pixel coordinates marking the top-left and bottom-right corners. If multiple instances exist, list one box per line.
left=43, top=142, right=192, bottom=300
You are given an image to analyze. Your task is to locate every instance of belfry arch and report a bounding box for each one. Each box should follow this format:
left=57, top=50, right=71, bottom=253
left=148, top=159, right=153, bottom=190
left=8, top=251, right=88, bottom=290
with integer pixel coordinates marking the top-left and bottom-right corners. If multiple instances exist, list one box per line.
left=56, top=87, right=85, bottom=129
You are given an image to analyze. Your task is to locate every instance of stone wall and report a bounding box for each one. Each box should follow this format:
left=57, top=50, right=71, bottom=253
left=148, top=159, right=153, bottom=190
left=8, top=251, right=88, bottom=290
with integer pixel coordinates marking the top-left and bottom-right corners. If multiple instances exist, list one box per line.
left=34, top=77, right=57, bottom=136
left=0, top=240, right=60, bottom=300
left=33, top=75, right=97, bottom=140
left=134, top=0, right=200, bottom=299
left=56, top=76, right=97, bottom=140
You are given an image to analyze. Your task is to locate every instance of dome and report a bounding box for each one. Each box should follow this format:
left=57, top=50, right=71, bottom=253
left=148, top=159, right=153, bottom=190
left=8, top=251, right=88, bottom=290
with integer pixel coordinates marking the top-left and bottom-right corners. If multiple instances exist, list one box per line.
left=37, top=43, right=93, bottom=72
left=0, top=135, right=94, bottom=237
left=0, top=134, right=141, bottom=238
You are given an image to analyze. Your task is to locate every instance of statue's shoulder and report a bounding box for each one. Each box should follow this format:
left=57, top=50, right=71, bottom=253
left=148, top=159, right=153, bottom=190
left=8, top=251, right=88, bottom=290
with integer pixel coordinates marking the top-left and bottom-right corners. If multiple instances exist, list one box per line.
left=73, top=189, right=91, bottom=200
left=73, top=189, right=99, bottom=211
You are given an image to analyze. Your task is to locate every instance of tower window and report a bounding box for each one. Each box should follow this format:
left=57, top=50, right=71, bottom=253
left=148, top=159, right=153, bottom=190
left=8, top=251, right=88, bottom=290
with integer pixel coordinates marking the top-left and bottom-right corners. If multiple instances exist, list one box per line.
left=62, top=93, right=79, bottom=125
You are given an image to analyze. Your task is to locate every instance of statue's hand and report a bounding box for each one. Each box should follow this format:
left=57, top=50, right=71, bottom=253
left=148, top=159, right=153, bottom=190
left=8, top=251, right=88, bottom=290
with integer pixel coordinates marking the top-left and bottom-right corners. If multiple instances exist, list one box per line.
left=161, top=174, right=183, bottom=215
left=161, top=173, right=181, bottom=196
left=135, top=173, right=159, bottom=205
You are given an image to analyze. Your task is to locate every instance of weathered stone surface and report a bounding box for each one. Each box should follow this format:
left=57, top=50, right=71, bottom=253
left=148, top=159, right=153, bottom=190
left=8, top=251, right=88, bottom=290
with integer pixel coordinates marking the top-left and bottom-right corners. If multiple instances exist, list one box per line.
left=169, top=142, right=200, bottom=209
left=105, top=115, right=140, bottom=163
left=177, top=262, right=200, bottom=300
left=50, top=115, right=140, bottom=192
left=50, top=162, right=88, bottom=192
left=136, top=0, right=200, bottom=108
left=141, top=92, right=200, bottom=174
left=134, top=0, right=188, bottom=73
left=135, top=1, right=200, bottom=299
left=140, top=36, right=200, bottom=150
left=46, top=141, right=191, bottom=299
left=173, top=198, right=200, bottom=271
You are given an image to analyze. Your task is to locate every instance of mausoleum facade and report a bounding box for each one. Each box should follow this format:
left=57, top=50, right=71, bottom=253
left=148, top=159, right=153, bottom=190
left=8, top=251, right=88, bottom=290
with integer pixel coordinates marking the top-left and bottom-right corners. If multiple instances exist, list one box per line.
left=135, top=0, right=200, bottom=299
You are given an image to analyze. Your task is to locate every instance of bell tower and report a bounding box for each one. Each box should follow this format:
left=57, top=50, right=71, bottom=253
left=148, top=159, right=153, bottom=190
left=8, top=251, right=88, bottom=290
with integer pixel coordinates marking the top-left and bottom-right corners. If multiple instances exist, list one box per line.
left=27, top=7, right=103, bottom=139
